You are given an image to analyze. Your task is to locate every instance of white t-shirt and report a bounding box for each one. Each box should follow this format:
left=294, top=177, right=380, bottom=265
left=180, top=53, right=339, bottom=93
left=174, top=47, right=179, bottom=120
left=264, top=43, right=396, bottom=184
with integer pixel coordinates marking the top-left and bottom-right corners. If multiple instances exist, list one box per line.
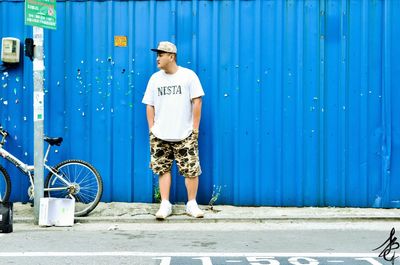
left=142, top=66, right=205, bottom=141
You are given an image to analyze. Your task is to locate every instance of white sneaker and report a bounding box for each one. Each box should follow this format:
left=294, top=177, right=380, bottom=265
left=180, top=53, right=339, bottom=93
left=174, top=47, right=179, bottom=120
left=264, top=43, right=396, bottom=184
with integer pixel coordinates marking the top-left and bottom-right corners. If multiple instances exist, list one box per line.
left=155, top=200, right=172, bottom=220
left=186, top=200, right=204, bottom=218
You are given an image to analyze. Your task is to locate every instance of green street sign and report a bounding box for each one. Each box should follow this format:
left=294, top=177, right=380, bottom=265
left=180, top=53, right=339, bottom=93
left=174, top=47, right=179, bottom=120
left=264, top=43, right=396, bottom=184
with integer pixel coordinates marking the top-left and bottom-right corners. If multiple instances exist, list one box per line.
left=25, top=0, right=56, bottom=30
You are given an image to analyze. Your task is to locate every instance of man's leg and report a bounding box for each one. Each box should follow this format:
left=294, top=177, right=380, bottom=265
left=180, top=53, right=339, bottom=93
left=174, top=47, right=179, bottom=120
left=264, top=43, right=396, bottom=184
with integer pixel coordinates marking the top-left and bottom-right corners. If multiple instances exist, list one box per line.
left=174, top=134, right=203, bottom=218
left=185, top=176, right=199, bottom=201
left=185, top=176, right=203, bottom=218
left=150, top=135, right=173, bottom=220
left=155, top=171, right=172, bottom=220
left=159, top=171, right=172, bottom=201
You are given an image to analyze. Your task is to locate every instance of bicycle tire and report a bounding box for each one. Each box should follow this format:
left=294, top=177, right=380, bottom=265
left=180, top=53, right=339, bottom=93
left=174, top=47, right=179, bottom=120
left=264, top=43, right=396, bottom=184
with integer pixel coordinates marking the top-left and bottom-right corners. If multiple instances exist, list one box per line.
left=0, top=165, right=11, bottom=203
left=44, top=159, right=103, bottom=217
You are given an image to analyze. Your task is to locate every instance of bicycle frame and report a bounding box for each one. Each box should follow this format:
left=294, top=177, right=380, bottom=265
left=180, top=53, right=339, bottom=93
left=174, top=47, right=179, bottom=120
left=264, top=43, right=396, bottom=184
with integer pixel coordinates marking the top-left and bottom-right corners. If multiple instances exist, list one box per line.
left=0, top=133, right=72, bottom=195
left=0, top=145, right=35, bottom=182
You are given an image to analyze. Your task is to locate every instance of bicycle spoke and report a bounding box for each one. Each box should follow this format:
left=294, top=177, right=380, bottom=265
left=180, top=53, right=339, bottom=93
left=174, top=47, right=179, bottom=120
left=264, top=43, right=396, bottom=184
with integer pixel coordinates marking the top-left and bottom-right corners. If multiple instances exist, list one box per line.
left=76, top=170, right=95, bottom=186
left=78, top=177, right=99, bottom=188
left=77, top=191, right=95, bottom=203
left=76, top=192, right=95, bottom=204
left=73, top=165, right=86, bottom=182
left=59, top=168, right=72, bottom=183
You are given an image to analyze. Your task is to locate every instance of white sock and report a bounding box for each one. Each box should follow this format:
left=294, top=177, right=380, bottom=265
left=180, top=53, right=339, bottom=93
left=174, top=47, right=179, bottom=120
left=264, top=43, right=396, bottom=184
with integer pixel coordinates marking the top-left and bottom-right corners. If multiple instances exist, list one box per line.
left=161, top=200, right=171, bottom=206
left=187, top=200, right=197, bottom=206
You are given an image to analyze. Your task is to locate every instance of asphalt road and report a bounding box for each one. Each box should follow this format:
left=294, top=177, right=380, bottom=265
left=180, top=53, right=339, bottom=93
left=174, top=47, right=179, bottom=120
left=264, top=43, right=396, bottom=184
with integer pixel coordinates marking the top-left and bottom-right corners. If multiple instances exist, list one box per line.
left=1, top=221, right=399, bottom=265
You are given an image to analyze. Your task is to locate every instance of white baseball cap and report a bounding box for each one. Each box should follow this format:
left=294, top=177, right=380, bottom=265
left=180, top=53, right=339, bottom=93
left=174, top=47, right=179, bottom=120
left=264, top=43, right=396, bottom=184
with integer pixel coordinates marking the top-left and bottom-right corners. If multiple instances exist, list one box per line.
left=151, top=41, right=177, bottom=54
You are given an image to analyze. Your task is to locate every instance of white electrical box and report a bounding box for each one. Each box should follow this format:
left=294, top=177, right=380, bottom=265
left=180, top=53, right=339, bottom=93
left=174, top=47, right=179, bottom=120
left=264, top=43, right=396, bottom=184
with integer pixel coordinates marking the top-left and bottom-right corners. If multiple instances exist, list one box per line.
left=1, top=37, right=20, bottom=63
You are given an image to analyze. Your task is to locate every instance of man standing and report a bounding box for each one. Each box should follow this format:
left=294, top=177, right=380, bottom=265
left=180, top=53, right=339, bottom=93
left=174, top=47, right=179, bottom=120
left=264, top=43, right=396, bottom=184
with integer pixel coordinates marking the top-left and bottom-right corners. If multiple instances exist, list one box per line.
left=142, top=41, right=205, bottom=220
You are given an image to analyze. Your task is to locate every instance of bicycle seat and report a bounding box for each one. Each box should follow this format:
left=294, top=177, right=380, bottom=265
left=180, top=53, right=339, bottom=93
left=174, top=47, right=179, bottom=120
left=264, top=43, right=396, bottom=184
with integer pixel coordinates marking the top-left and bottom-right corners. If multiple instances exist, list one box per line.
left=44, top=137, right=63, bottom=146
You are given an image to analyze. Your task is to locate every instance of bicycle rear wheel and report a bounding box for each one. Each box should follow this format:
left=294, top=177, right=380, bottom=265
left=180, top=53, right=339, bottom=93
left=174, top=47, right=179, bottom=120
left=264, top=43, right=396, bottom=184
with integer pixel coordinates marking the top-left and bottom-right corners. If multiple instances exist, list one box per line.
left=0, top=165, right=11, bottom=202
left=45, top=159, right=103, bottom=217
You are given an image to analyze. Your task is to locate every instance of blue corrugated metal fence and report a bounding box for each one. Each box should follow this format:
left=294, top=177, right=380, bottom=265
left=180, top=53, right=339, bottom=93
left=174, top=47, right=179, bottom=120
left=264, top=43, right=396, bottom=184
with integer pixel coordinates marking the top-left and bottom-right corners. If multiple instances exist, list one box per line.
left=0, top=0, right=399, bottom=207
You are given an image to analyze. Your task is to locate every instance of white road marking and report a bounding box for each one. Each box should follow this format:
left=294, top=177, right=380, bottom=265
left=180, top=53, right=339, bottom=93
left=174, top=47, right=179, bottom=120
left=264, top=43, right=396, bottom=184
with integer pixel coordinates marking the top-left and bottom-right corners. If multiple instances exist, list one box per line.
left=0, top=252, right=379, bottom=257
left=153, top=257, right=171, bottom=265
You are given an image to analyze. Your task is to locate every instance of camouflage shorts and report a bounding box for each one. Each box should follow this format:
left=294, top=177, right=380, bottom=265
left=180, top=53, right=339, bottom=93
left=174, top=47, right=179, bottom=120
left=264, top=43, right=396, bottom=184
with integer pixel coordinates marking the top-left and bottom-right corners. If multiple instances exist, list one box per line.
left=149, top=132, right=202, bottom=178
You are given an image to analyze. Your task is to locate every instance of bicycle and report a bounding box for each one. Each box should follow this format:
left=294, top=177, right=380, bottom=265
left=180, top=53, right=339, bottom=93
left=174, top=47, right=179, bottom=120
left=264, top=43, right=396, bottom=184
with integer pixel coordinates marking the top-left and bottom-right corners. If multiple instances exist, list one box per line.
left=0, top=126, right=103, bottom=217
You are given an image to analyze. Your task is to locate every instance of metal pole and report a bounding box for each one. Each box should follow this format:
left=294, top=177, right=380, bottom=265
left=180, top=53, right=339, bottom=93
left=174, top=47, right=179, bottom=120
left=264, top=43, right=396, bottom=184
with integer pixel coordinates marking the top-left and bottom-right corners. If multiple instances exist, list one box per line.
left=33, top=26, right=44, bottom=224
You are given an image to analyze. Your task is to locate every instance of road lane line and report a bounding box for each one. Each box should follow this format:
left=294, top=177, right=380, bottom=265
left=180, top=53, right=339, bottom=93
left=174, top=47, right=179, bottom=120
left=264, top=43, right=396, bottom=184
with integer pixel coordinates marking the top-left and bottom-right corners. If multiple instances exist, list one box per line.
left=0, top=252, right=380, bottom=257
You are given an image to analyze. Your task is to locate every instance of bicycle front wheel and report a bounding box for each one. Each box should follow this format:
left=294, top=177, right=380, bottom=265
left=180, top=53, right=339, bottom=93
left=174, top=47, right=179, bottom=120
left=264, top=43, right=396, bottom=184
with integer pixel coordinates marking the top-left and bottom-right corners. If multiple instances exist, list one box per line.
left=0, top=165, right=11, bottom=202
left=45, top=159, right=103, bottom=217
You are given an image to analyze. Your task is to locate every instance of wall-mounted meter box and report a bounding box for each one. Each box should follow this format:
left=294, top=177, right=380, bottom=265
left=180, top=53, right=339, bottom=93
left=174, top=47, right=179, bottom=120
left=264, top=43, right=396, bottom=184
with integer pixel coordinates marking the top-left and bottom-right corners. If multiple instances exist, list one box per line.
left=1, top=38, right=20, bottom=63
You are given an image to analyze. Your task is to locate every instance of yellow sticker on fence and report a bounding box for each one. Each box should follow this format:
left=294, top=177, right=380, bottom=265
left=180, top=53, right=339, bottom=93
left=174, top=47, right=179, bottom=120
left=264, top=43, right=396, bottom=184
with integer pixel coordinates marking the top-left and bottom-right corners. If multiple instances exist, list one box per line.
left=114, top=36, right=127, bottom=47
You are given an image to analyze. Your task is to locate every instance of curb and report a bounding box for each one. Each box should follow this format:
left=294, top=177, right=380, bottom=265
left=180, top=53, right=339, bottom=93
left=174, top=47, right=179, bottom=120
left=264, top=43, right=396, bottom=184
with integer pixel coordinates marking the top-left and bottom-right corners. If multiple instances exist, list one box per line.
left=13, top=203, right=400, bottom=224
left=13, top=215, right=400, bottom=224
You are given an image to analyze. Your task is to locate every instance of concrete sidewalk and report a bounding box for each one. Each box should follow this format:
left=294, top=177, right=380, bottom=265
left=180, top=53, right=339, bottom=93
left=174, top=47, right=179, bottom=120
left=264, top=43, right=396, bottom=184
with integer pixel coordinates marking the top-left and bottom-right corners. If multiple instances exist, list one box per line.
left=12, top=202, right=400, bottom=224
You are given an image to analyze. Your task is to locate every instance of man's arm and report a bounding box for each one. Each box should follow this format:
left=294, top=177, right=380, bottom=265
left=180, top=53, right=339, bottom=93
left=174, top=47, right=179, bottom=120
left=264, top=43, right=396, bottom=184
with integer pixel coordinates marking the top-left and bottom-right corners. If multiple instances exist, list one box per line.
left=146, top=105, right=155, bottom=131
left=192, top=97, right=202, bottom=132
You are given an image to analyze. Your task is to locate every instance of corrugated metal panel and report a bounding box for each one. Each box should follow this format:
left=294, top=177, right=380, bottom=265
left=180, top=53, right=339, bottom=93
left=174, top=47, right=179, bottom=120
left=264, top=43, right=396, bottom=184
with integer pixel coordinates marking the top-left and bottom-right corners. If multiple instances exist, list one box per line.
left=0, top=0, right=399, bottom=207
